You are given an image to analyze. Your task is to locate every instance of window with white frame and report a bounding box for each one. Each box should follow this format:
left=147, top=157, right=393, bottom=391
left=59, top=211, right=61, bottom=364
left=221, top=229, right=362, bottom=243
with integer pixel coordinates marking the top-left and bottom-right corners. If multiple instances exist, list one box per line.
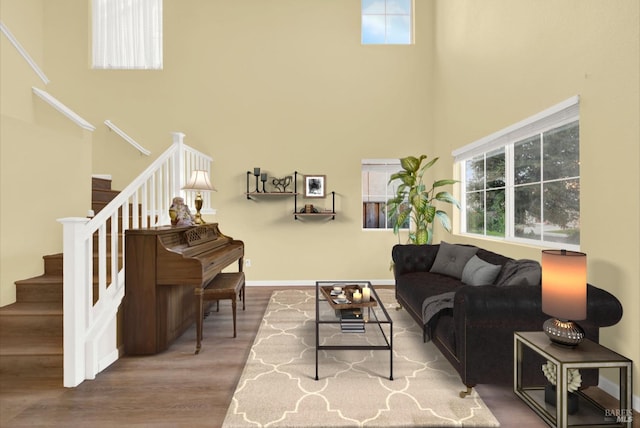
left=92, top=0, right=163, bottom=69
left=362, top=159, right=409, bottom=229
left=361, top=0, right=413, bottom=45
left=453, top=97, right=580, bottom=248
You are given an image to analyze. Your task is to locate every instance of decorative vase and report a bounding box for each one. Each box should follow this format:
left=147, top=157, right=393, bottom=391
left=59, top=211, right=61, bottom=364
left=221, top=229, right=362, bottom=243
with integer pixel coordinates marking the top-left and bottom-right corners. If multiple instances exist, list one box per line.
left=544, top=384, right=579, bottom=415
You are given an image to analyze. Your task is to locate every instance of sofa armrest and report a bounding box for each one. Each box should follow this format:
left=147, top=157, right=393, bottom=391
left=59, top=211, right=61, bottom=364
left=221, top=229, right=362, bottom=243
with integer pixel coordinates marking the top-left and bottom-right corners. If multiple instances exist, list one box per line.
left=392, top=244, right=440, bottom=276
left=450, top=283, right=623, bottom=386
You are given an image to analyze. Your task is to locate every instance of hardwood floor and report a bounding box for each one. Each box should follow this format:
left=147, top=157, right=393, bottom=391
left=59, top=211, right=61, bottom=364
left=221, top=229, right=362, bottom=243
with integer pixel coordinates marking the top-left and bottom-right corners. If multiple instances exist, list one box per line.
left=0, top=286, right=629, bottom=427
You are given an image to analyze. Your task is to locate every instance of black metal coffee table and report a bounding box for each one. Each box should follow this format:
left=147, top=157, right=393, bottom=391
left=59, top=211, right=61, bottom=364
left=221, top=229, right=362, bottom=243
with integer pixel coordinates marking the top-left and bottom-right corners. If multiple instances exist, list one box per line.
left=315, top=280, right=393, bottom=380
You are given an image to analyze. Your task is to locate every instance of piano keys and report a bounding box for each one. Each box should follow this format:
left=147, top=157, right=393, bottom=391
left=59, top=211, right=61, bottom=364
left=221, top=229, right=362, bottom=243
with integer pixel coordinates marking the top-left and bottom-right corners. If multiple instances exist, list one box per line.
left=123, top=223, right=244, bottom=355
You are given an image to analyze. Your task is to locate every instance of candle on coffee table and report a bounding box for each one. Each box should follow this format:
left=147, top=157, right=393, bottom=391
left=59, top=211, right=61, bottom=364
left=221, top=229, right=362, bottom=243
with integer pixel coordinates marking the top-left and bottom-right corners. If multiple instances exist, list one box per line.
left=352, top=291, right=362, bottom=302
left=362, top=286, right=371, bottom=302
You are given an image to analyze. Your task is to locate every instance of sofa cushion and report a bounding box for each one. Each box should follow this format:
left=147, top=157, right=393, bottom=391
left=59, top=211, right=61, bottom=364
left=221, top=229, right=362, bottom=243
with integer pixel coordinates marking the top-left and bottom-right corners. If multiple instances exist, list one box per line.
left=461, top=255, right=502, bottom=286
left=430, top=242, right=478, bottom=279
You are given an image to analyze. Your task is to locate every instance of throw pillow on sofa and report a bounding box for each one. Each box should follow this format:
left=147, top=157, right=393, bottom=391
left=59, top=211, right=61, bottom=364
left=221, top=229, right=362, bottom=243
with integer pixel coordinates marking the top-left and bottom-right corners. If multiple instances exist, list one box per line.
left=461, top=255, right=502, bottom=286
left=430, top=241, right=478, bottom=279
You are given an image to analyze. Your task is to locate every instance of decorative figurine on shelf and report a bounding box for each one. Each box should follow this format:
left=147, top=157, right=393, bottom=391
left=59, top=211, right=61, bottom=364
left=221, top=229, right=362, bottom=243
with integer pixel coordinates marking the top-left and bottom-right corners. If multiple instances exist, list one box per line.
left=253, top=167, right=261, bottom=193
left=169, top=197, right=195, bottom=226
left=272, top=176, right=292, bottom=192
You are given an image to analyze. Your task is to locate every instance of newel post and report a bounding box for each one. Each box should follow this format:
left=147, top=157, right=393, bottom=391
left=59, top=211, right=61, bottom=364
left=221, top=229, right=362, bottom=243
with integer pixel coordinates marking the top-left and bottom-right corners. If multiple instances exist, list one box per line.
left=58, top=217, right=91, bottom=387
left=171, top=131, right=186, bottom=198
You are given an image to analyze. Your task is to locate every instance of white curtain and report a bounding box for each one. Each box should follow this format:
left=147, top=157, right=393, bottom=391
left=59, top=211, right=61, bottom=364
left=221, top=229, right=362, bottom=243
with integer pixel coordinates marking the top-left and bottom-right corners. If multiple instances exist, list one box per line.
left=92, top=0, right=163, bottom=69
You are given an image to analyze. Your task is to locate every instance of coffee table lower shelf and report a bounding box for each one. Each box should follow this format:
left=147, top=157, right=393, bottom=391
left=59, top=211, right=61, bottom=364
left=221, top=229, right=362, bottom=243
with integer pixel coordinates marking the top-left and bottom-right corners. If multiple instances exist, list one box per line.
left=315, top=280, right=393, bottom=381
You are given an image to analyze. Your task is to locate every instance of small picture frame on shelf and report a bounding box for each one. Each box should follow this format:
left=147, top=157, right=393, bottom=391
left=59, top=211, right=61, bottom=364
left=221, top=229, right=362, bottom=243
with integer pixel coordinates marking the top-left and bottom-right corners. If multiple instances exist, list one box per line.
left=303, top=175, right=326, bottom=198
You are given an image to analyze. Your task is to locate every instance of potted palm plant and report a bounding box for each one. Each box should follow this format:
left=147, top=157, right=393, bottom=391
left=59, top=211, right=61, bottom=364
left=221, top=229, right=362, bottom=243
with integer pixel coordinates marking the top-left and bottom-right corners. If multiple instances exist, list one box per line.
left=386, top=155, right=459, bottom=245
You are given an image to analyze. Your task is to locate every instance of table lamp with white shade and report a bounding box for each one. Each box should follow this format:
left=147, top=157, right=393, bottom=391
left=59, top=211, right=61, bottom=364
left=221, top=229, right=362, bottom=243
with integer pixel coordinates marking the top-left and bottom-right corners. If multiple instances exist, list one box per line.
left=182, top=170, right=216, bottom=224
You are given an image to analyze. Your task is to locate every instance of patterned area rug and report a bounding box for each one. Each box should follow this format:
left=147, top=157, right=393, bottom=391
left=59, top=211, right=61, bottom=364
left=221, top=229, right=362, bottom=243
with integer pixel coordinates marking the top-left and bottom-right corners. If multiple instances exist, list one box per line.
left=222, top=289, right=500, bottom=427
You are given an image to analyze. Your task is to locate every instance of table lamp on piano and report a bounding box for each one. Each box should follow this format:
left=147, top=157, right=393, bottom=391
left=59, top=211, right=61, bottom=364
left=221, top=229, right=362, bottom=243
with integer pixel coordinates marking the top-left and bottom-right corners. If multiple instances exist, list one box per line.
left=182, top=170, right=216, bottom=224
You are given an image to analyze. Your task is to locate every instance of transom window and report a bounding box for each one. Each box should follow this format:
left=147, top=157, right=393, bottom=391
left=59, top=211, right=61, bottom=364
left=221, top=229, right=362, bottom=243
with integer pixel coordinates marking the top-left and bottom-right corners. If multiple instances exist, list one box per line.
left=361, top=0, right=413, bottom=45
left=361, top=159, right=409, bottom=230
left=453, top=97, right=580, bottom=249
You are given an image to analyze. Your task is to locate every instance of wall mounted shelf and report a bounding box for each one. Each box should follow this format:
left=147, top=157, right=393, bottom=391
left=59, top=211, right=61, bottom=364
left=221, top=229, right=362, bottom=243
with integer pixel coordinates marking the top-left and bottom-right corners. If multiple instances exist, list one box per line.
left=245, top=191, right=297, bottom=200
left=245, top=170, right=337, bottom=220
left=294, top=190, right=336, bottom=220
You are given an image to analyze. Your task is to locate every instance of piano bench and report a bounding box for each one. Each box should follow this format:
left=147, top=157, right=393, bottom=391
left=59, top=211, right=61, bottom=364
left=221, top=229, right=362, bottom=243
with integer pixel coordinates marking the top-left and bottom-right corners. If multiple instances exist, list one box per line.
left=195, top=271, right=246, bottom=354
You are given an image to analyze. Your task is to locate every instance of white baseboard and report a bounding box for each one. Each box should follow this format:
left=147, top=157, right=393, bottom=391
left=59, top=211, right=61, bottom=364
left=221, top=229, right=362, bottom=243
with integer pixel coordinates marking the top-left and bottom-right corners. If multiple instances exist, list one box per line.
left=599, top=375, right=640, bottom=412
left=245, top=279, right=396, bottom=287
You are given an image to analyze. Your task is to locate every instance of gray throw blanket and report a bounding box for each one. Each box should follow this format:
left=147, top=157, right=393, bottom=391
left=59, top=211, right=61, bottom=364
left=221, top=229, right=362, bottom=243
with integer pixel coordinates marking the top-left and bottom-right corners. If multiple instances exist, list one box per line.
left=421, top=292, right=455, bottom=342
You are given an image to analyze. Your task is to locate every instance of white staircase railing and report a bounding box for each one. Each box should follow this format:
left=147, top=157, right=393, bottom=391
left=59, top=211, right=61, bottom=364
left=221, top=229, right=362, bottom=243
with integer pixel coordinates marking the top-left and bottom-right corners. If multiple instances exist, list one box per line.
left=57, top=132, right=213, bottom=387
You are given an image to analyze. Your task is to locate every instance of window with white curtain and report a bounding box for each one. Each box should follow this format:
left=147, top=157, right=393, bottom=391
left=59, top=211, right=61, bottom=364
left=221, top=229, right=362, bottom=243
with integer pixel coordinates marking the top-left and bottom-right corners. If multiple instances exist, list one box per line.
left=92, top=0, right=163, bottom=70
left=453, top=96, right=580, bottom=249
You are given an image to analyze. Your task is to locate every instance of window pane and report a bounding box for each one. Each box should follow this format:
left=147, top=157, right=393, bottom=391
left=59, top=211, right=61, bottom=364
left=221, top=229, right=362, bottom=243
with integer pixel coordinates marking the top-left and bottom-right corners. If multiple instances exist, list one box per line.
left=362, top=15, right=386, bottom=44
left=387, top=0, right=412, bottom=14
left=362, top=0, right=385, bottom=14
left=466, top=156, right=484, bottom=191
left=388, top=201, right=409, bottom=230
left=543, top=122, right=580, bottom=180
left=514, top=135, right=541, bottom=185
left=363, top=171, right=387, bottom=201
left=486, top=189, right=505, bottom=237
left=363, top=202, right=386, bottom=228
left=486, top=148, right=505, bottom=189
left=514, top=184, right=540, bottom=239
left=466, top=192, right=484, bottom=234
left=386, top=16, right=411, bottom=44
left=543, top=179, right=580, bottom=244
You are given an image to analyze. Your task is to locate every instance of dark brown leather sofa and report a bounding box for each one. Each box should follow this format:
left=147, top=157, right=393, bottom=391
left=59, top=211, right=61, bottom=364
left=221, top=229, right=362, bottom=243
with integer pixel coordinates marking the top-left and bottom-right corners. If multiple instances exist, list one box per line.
left=392, top=243, right=624, bottom=393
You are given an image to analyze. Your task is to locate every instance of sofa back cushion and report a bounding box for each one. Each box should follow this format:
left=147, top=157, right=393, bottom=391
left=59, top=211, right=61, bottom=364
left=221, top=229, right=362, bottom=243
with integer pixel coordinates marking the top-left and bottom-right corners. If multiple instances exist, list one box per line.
left=474, top=248, right=511, bottom=265
left=461, top=255, right=503, bottom=286
left=430, top=241, right=479, bottom=279
left=392, top=244, right=440, bottom=275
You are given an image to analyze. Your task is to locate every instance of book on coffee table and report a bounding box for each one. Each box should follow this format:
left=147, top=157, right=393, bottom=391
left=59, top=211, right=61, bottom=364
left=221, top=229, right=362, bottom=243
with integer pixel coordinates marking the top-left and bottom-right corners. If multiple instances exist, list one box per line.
left=340, top=309, right=365, bottom=333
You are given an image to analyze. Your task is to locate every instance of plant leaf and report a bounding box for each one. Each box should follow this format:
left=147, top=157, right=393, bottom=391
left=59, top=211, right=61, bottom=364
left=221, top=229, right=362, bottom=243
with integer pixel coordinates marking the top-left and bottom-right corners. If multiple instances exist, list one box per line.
left=435, top=191, right=460, bottom=209
left=432, top=179, right=458, bottom=188
left=435, top=210, right=452, bottom=232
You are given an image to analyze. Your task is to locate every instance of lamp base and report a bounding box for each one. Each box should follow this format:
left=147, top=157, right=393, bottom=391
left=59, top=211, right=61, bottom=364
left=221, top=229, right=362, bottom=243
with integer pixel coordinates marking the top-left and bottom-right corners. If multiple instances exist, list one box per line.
left=194, top=193, right=205, bottom=224
left=543, top=318, right=585, bottom=347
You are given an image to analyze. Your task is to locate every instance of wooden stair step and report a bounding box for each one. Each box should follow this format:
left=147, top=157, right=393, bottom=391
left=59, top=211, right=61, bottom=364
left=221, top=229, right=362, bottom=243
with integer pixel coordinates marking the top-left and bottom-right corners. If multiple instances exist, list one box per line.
left=43, top=254, right=63, bottom=276
left=0, top=335, right=63, bottom=354
left=91, top=176, right=112, bottom=191
left=91, top=188, right=120, bottom=204
left=0, top=302, right=63, bottom=337
left=14, top=275, right=63, bottom=303
left=0, top=336, right=63, bottom=378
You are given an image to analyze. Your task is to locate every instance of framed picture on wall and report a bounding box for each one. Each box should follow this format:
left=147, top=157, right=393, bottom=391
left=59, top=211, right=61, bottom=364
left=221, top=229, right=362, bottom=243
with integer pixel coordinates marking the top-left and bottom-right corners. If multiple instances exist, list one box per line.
left=303, top=175, right=326, bottom=198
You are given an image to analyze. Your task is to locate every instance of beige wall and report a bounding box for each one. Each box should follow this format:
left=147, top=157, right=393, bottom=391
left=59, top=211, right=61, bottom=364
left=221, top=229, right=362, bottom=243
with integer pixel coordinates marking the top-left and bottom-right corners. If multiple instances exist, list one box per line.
left=34, top=0, right=435, bottom=286
left=0, top=0, right=92, bottom=305
left=433, top=0, right=640, bottom=400
left=1, top=0, right=638, bottom=400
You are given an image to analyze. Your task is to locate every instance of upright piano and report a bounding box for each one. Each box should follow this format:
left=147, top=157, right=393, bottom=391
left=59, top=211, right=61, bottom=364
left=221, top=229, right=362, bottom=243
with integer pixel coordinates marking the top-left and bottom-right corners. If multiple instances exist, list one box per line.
left=123, top=223, right=244, bottom=355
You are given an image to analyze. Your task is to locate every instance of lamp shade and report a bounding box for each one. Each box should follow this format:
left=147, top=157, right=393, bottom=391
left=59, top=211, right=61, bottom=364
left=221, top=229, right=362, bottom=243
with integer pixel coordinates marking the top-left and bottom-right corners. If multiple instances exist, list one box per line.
left=182, top=170, right=216, bottom=192
left=541, top=249, right=587, bottom=321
